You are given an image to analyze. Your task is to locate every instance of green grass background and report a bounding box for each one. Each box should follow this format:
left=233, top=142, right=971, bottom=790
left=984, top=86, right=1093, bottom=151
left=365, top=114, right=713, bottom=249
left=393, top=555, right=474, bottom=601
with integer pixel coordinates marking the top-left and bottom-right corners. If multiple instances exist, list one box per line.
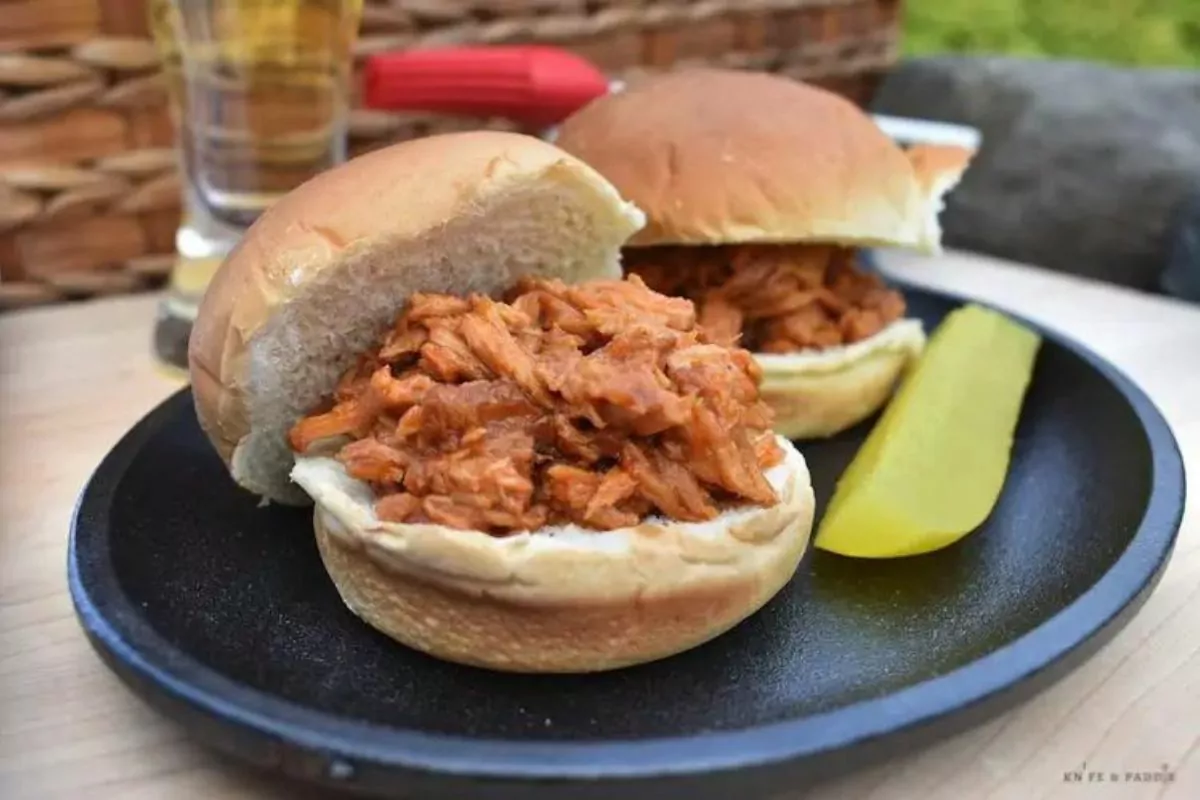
left=903, top=0, right=1200, bottom=67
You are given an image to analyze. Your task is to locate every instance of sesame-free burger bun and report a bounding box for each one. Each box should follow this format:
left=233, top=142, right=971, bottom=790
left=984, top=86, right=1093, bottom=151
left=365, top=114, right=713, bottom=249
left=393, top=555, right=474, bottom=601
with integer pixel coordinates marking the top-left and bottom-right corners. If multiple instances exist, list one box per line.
left=554, top=69, right=974, bottom=251
left=188, top=131, right=646, bottom=505
left=292, top=437, right=815, bottom=673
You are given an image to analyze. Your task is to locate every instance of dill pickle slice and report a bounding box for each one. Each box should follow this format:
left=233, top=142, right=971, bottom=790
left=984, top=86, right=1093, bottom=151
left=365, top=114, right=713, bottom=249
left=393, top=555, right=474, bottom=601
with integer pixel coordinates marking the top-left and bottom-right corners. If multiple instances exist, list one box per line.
left=814, top=304, right=1042, bottom=558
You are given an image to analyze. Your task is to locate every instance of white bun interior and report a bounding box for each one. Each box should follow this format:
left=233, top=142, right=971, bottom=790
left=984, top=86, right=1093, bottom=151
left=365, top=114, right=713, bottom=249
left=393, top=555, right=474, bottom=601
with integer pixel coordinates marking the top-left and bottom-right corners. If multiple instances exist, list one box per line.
left=187, top=131, right=645, bottom=505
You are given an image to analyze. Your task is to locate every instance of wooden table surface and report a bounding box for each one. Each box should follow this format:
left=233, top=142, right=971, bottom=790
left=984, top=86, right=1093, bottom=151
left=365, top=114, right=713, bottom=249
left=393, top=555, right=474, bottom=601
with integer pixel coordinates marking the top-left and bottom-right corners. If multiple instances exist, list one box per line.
left=1, top=249, right=1197, bottom=800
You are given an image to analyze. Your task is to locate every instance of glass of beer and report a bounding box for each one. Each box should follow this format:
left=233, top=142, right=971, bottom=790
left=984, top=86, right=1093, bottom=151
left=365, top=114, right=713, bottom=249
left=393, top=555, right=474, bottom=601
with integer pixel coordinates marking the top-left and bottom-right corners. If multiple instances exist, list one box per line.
left=148, top=0, right=363, bottom=373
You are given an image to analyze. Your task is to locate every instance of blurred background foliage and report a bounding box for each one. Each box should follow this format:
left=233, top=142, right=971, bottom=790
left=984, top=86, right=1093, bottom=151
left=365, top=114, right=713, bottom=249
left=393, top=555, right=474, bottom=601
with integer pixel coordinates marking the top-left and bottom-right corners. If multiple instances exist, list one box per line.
left=904, top=0, right=1200, bottom=67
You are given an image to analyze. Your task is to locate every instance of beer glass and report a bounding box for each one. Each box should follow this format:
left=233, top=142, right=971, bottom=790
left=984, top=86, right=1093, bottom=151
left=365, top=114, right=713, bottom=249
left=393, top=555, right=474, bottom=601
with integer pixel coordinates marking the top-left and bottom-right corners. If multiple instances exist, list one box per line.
left=148, top=0, right=363, bottom=371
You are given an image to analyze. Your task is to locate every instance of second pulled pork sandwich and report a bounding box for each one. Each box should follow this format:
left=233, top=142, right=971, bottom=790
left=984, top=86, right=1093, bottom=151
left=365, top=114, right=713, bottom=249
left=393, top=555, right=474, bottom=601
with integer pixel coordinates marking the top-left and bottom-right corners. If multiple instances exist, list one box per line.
left=554, top=69, right=975, bottom=438
left=188, top=131, right=816, bottom=673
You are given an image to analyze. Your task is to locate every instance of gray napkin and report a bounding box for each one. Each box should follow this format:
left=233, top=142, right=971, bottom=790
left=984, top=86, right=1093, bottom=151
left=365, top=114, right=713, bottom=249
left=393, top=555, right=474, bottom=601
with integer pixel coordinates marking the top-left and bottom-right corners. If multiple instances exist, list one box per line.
left=1162, top=188, right=1200, bottom=302
left=871, top=56, right=1200, bottom=300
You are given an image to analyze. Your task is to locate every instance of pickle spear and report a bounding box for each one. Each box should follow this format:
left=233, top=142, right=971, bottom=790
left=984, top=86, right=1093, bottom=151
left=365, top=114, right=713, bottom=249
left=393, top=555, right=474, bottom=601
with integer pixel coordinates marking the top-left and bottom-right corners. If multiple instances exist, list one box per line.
left=814, top=304, right=1042, bottom=558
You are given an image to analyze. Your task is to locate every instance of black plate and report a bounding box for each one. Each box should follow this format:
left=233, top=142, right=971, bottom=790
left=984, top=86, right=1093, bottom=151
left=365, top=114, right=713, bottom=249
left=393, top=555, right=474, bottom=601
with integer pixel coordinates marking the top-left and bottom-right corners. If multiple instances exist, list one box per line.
left=69, top=284, right=1185, bottom=799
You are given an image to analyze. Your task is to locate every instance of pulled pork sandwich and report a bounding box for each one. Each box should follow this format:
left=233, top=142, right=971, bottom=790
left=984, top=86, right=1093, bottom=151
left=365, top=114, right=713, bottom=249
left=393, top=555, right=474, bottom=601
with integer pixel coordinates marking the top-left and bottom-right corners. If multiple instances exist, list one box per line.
left=554, top=69, right=976, bottom=438
left=188, top=131, right=815, bottom=673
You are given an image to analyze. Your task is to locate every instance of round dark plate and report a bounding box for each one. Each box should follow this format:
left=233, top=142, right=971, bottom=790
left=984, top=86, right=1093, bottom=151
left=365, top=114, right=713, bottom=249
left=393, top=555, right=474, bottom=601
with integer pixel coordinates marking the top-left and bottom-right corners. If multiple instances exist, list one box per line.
left=69, top=284, right=1185, bottom=800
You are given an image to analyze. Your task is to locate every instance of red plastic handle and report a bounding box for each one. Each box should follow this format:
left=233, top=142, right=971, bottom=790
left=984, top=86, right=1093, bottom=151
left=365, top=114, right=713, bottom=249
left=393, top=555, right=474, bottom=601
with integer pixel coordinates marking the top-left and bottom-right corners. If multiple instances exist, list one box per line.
left=363, top=46, right=611, bottom=127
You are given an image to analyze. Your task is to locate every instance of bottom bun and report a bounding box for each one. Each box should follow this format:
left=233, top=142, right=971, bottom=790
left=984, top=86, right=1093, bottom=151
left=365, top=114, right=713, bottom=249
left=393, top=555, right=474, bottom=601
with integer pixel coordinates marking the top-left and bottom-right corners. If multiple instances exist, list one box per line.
left=756, top=319, right=926, bottom=440
left=292, top=437, right=815, bottom=673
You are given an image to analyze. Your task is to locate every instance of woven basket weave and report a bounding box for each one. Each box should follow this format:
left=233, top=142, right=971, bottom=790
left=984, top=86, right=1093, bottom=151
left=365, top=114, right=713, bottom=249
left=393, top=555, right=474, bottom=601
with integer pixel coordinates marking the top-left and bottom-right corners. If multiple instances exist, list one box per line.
left=0, top=0, right=903, bottom=311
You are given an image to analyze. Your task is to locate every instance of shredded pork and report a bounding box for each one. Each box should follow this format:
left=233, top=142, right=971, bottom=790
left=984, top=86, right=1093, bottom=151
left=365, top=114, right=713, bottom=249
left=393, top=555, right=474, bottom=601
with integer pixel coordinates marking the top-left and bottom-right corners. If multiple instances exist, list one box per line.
left=623, top=244, right=906, bottom=352
left=288, top=275, right=783, bottom=535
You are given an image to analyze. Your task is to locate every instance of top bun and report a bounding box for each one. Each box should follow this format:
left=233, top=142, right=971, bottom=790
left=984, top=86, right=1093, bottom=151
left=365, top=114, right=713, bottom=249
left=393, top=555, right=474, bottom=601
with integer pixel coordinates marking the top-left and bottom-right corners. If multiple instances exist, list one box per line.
left=188, top=131, right=646, bottom=505
left=554, top=69, right=973, bottom=251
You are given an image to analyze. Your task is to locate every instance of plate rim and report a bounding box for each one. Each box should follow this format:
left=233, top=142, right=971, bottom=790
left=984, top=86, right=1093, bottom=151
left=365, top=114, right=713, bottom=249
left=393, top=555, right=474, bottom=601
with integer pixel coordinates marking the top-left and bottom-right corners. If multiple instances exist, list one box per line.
left=67, top=281, right=1187, bottom=790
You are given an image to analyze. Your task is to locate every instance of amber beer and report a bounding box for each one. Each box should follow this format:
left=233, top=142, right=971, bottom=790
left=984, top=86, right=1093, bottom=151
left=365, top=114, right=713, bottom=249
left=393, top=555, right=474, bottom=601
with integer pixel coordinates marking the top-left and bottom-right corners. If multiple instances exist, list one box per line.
left=148, top=0, right=362, bottom=371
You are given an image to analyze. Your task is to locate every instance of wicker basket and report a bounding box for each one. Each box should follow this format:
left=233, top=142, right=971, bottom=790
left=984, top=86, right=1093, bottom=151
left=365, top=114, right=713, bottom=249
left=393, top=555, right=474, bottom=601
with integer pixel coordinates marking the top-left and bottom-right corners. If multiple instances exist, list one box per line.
left=0, top=0, right=903, bottom=311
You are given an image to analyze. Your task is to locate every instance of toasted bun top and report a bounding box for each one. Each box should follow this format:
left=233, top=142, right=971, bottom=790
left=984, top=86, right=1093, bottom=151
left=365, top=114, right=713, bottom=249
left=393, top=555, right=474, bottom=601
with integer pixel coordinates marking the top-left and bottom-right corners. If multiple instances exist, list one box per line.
left=555, top=69, right=973, bottom=250
left=188, top=131, right=645, bottom=504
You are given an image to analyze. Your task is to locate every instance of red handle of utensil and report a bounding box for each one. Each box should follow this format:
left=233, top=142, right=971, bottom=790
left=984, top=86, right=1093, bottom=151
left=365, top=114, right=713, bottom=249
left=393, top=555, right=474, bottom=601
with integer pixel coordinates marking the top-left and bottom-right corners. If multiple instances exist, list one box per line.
left=363, top=46, right=610, bottom=127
